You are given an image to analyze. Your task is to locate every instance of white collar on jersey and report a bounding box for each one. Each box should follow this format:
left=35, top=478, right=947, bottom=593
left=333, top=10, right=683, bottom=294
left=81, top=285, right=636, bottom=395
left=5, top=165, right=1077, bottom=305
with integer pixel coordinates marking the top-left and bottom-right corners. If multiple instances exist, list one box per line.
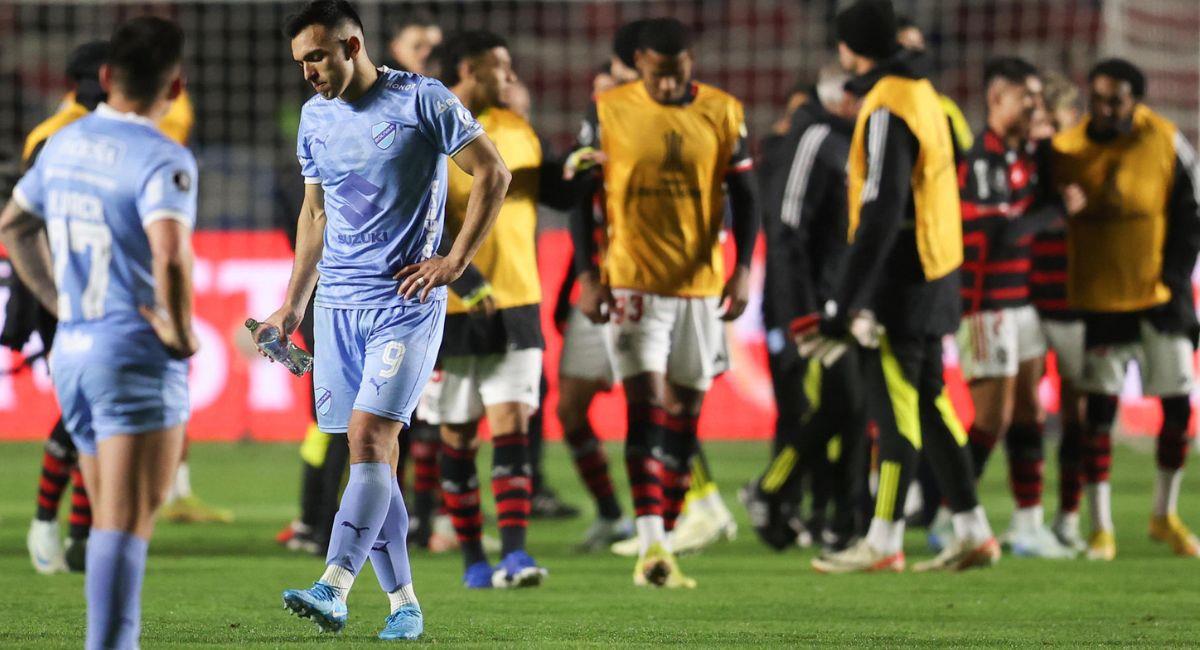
left=94, top=102, right=158, bottom=129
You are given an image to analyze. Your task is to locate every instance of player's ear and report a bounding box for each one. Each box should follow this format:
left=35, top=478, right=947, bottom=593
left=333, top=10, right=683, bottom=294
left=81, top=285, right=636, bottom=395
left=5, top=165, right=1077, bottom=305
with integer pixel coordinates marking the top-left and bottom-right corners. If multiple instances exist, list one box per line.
left=344, top=35, right=361, bottom=60
left=99, top=64, right=113, bottom=94
left=166, top=73, right=184, bottom=102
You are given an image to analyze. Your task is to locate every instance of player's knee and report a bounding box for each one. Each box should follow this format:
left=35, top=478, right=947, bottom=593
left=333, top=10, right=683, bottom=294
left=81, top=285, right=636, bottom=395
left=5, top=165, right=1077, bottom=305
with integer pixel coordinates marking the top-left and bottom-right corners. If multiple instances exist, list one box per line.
left=439, top=424, right=477, bottom=451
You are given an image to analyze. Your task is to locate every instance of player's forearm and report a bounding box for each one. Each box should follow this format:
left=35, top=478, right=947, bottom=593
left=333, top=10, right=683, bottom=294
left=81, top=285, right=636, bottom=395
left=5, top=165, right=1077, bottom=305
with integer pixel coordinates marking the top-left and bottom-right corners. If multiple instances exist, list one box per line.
left=0, top=201, right=57, bottom=314
left=445, top=162, right=510, bottom=274
left=153, top=248, right=194, bottom=342
left=727, top=169, right=760, bottom=269
left=570, top=173, right=601, bottom=275
left=283, top=205, right=325, bottom=314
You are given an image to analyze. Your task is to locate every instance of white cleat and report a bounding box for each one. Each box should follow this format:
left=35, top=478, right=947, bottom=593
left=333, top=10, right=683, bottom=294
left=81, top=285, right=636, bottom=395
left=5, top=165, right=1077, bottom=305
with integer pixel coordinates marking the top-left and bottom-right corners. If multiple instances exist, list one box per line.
left=577, top=517, right=634, bottom=553
left=28, top=519, right=67, bottom=575
left=1052, top=511, right=1087, bottom=553
left=1009, top=525, right=1078, bottom=559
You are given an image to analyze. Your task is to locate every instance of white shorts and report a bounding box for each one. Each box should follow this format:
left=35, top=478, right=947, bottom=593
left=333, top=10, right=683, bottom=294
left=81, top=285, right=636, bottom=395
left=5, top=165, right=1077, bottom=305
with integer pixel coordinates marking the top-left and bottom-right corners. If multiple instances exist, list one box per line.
left=417, top=348, right=543, bottom=425
left=607, top=289, right=729, bottom=391
left=956, top=305, right=1047, bottom=380
left=559, top=307, right=617, bottom=384
left=1080, top=319, right=1195, bottom=397
left=1041, top=318, right=1085, bottom=384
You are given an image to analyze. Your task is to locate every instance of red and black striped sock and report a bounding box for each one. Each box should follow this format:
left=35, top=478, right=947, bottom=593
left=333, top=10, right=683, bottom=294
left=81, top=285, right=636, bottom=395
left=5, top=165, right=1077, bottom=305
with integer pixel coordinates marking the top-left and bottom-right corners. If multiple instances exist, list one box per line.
left=67, top=467, right=92, bottom=539
left=1083, top=429, right=1112, bottom=484
left=1157, top=396, right=1192, bottom=471
left=1005, top=422, right=1044, bottom=509
left=624, top=403, right=664, bottom=519
left=439, top=443, right=486, bottom=567
left=564, top=425, right=621, bottom=520
left=1058, top=420, right=1084, bottom=513
left=35, top=450, right=72, bottom=522
left=492, top=433, right=532, bottom=556
left=967, top=426, right=999, bottom=482
left=410, top=438, right=440, bottom=536
left=654, top=408, right=697, bottom=532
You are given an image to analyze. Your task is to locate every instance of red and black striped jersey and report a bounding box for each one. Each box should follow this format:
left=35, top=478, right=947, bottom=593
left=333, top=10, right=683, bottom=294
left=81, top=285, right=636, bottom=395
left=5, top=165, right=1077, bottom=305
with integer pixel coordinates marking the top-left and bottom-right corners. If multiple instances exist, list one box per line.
left=958, top=130, right=1043, bottom=313
left=1030, top=221, right=1071, bottom=318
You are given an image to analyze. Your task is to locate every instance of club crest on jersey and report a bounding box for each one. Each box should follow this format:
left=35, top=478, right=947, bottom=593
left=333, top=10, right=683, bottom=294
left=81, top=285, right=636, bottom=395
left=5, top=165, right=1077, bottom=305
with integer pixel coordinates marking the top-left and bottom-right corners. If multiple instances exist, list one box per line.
left=372, top=121, right=398, bottom=150
left=314, top=387, right=333, bottom=416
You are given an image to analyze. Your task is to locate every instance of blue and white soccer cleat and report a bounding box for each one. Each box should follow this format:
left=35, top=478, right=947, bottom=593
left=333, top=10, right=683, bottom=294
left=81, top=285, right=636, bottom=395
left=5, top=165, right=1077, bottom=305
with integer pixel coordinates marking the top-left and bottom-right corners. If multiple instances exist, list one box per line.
left=378, top=605, right=424, bottom=640
left=281, top=582, right=348, bottom=633
left=463, top=560, right=494, bottom=589
left=492, top=550, right=548, bottom=588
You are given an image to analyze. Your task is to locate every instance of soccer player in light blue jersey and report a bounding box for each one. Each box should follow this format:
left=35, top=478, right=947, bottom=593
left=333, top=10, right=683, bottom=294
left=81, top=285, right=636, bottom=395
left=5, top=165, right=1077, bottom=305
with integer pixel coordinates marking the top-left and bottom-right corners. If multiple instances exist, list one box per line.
left=262, top=1, right=510, bottom=640
left=0, top=17, right=198, bottom=650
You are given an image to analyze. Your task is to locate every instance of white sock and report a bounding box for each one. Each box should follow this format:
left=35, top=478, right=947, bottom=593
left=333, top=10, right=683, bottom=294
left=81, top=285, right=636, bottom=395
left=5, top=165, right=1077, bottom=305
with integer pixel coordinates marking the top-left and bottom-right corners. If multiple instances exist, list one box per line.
left=1153, top=469, right=1183, bottom=517
left=1012, top=504, right=1044, bottom=533
left=387, top=583, right=419, bottom=613
left=952, top=506, right=993, bottom=545
left=865, top=517, right=904, bottom=555
left=172, top=462, right=192, bottom=500
left=1086, top=482, right=1114, bottom=532
left=635, top=515, right=666, bottom=556
left=320, top=564, right=355, bottom=602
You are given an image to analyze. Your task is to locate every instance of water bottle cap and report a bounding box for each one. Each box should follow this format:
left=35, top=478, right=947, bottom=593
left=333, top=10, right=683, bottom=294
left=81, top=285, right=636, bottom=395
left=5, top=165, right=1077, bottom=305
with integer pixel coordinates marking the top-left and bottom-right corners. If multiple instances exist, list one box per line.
left=244, top=318, right=258, bottom=329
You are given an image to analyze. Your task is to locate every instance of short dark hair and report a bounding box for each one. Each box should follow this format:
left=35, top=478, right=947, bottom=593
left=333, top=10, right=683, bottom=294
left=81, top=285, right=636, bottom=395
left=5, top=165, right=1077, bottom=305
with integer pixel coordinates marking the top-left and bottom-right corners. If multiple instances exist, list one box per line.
left=391, top=9, right=438, bottom=37
left=613, top=19, right=649, bottom=68
left=636, top=18, right=691, bottom=56
left=107, top=16, right=184, bottom=104
left=435, top=30, right=507, bottom=87
left=284, top=0, right=364, bottom=40
left=1089, top=58, right=1146, bottom=99
left=983, top=56, right=1038, bottom=88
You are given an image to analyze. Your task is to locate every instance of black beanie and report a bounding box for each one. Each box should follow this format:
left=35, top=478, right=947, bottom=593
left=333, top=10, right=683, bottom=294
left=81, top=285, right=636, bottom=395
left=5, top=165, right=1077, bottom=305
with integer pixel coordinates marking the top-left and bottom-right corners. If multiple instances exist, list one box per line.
left=836, top=0, right=899, bottom=61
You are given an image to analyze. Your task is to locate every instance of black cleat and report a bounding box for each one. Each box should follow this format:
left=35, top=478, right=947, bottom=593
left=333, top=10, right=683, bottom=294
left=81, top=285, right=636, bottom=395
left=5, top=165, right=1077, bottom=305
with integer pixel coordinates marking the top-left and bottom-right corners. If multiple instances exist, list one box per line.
left=530, top=487, right=581, bottom=520
left=739, top=481, right=803, bottom=551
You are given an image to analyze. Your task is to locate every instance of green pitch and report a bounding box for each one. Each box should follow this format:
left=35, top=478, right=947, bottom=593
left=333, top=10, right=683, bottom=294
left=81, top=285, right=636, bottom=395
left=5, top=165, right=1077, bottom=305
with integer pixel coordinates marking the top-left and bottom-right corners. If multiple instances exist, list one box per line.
left=0, top=439, right=1198, bottom=647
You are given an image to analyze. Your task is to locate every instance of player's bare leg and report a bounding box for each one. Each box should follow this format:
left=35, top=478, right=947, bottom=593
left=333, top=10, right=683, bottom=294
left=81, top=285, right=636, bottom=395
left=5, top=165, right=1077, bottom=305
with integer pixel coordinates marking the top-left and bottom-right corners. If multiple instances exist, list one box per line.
left=79, top=424, right=185, bottom=649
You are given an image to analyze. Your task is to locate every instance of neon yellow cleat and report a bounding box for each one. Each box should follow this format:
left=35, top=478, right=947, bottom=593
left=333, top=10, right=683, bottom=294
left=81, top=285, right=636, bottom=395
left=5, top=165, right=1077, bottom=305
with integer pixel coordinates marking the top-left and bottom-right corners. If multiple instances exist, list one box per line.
left=634, top=543, right=696, bottom=588
left=1085, top=530, right=1116, bottom=561
left=160, top=495, right=235, bottom=524
left=1149, top=515, right=1200, bottom=558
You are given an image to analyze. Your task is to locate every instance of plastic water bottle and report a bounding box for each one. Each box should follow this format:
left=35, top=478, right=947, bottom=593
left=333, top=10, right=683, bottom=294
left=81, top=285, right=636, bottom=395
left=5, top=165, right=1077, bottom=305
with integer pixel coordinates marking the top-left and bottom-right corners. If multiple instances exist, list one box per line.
left=245, top=318, right=313, bottom=376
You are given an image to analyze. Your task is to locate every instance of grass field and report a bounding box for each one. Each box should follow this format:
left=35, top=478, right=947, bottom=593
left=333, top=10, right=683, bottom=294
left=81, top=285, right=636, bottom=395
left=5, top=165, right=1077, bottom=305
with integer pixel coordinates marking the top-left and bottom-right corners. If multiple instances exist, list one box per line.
left=1, top=439, right=1199, bottom=647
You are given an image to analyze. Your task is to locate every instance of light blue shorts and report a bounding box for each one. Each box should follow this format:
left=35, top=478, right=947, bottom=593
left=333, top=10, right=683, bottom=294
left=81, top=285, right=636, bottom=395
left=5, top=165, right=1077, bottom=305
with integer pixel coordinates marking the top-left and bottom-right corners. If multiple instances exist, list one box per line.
left=50, top=324, right=190, bottom=456
left=313, top=300, right=445, bottom=433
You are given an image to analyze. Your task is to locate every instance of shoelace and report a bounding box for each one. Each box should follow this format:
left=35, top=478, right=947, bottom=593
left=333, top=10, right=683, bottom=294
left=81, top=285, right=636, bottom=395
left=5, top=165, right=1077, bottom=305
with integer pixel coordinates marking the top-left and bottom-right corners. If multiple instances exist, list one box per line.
left=387, top=607, right=421, bottom=625
left=310, top=582, right=338, bottom=602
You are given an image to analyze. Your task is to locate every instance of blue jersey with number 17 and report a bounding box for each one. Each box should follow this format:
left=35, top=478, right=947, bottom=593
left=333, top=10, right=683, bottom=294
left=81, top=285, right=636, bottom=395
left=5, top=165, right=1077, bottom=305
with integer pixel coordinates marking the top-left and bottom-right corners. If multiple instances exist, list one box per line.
left=12, top=103, right=198, bottom=332
left=297, top=68, right=484, bottom=308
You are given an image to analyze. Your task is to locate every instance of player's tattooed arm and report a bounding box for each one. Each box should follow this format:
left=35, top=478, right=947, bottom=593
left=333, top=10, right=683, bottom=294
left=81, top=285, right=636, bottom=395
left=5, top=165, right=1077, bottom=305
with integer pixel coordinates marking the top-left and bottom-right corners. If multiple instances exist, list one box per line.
left=263, top=183, right=326, bottom=336
left=396, top=133, right=511, bottom=302
left=0, top=200, right=57, bottom=316
left=141, top=219, right=199, bottom=359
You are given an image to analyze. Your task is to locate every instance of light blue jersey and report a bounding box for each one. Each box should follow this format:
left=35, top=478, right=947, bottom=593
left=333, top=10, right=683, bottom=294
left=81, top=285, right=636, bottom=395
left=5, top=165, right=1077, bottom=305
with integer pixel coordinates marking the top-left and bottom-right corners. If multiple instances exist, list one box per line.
left=13, top=103, right=196, bottom=452
left=298, top=68, right=483, bottom=308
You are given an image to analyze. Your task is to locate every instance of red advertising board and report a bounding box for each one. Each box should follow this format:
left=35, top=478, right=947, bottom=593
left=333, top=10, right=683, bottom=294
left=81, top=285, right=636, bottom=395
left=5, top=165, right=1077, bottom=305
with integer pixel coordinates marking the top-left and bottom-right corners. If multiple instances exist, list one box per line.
left=0, top=230, right=1185, bottom=441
